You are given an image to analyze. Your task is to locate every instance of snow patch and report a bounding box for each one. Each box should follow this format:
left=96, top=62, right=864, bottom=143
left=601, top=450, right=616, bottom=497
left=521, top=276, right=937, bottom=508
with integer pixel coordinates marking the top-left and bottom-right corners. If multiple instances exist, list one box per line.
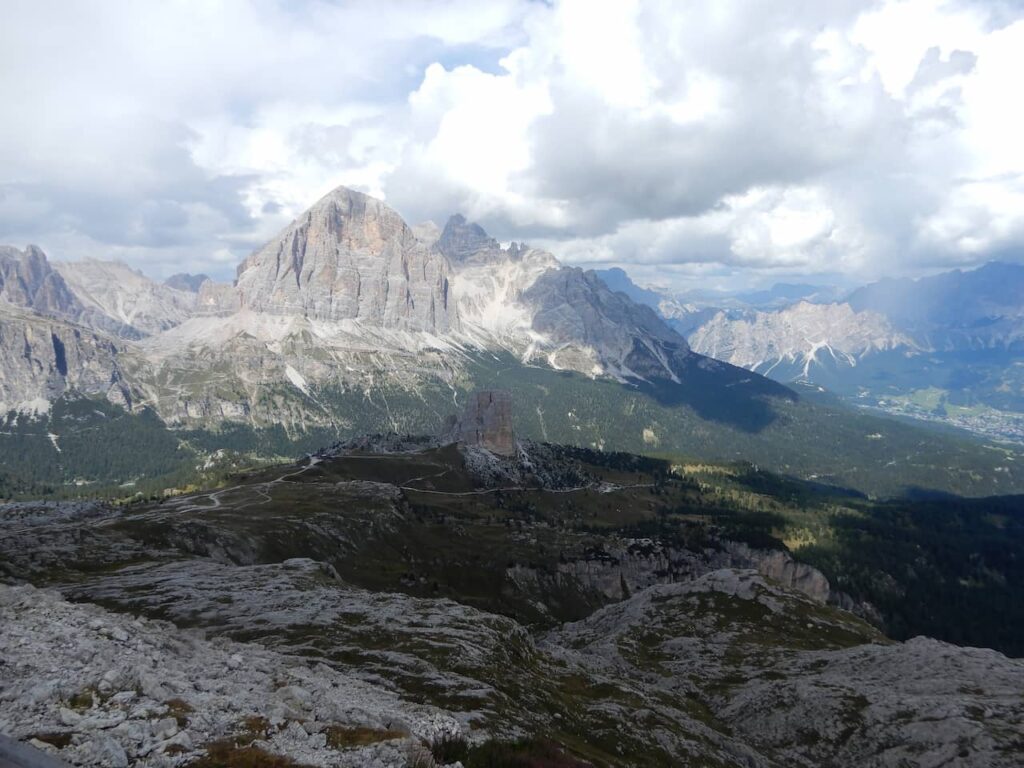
left=284, top=365, right=310, bottom=396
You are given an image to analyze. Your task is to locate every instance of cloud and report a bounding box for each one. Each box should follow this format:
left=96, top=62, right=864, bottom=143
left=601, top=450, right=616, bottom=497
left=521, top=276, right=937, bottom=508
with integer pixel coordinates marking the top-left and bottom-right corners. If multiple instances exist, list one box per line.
left=386, top=0, right=1024, bottom=283
left=0, top=0, right=529, bottom=276
left=0, top=0, right=1022, bottom=287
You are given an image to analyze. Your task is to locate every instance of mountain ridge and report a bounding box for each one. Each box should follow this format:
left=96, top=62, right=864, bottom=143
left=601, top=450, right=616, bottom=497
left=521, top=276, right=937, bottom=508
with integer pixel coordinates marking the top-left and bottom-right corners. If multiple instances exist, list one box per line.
left=3, top=186, right=1024, bottom=498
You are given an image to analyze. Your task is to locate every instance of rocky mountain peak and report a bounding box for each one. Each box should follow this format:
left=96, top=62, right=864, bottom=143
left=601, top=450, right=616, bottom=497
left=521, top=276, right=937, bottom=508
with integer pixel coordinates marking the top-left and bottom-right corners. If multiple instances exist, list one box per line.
left=521, top=266, right=691, bottom=379
left=234, top=185, right=458, bottom=333
left=437, top=213, right=502, bottom=264
left=0, top=244, right=81, bottom=320
left=164, top=273, right=210, bottom=293
left=54, top=259, right=199, bottom=337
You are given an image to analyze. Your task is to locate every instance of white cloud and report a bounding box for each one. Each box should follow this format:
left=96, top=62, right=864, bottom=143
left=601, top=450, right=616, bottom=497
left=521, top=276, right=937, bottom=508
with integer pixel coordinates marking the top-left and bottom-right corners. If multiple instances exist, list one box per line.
left=0, top=0, right=1022, bottom=286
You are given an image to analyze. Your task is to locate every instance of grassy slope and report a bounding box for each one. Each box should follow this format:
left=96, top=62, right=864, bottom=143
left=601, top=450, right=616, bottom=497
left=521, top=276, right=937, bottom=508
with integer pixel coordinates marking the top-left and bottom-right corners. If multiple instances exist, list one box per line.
left=61, top=444, right=1020, bottom=657
left=3, top=351, right=1024, bottom=499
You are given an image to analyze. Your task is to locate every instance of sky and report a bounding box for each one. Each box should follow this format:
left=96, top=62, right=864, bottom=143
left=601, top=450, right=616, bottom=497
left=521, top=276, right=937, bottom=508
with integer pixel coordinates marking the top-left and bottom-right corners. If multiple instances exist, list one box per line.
left=1, top=0, right=1023, bottom=292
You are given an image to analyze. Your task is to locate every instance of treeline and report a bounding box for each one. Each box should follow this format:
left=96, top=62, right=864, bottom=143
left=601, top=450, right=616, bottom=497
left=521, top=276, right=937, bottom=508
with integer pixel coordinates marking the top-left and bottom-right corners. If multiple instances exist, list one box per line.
left=799, top=495, right=1024, bottom=656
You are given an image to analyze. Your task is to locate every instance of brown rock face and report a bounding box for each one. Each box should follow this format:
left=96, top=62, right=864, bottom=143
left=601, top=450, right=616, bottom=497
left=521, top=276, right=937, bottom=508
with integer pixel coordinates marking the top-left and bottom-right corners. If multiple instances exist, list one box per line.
left=454, top=390, right=515, bottom=455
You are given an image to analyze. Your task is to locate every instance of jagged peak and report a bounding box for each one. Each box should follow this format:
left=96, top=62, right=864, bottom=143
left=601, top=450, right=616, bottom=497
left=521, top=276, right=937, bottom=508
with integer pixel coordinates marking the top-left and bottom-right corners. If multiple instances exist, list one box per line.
left=0, top=243, right=49, bottom=263
left=437, top=213, right=500, bottom=263
left=297, top=185, right=413, bottom=237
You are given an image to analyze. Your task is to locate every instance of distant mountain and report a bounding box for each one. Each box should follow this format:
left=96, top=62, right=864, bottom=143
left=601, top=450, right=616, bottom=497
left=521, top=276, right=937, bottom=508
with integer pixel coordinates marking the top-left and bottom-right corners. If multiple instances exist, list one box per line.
left=592, top=266, right=713, bottom=336
left=682, top=262, right=1024, bottom=442
left=848, top=261, right=1024, bottom=349
left=593, top=266, right=665, bottom=308
left=735, top=282, right=840, bottom=309
left=690, top=302, right=919, bottom=378
left=55, top=259, right=197, bottom=336
left=164, top=272, right=209, bottom=292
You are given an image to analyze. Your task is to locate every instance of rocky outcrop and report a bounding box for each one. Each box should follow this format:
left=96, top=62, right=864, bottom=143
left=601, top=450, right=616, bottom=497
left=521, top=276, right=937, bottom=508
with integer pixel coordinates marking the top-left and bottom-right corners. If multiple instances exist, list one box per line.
left=235, top=186, right=458, bottom=333
left=0, top=306, right=132, bottom=414
left=514, top=537, right=833, bottom=605
left=0, top=245, right=82, bottom=320
left=718, top=540, right=831, bottom=602
left=0, top=579, right=461, bottom=768
left=547, top=570, right=1024, bottom=768
left=449, top=390, right=515, bottom=455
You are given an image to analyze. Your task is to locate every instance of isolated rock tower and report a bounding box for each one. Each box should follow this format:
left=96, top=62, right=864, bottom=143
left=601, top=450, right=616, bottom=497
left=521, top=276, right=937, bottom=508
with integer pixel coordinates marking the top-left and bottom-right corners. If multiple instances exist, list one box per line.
left=451, top=390, right=515, bottom=455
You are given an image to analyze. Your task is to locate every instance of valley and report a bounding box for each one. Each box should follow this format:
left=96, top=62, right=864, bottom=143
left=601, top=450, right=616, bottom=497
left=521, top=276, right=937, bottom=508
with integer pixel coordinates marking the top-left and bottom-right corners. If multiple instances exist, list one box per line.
left=601, top=263, right=1024, bottom=444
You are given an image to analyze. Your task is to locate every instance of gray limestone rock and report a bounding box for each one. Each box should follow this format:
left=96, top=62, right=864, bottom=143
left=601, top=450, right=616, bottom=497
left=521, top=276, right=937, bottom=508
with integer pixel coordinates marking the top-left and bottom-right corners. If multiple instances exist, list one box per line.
left=0, top=245, right=81, bottom=320
left=0, top=305, right=134, bottom=414
left=54, top=260, right=197, bottom=337
left=522, top=266, right=692, bottom=380
left=437, top=214, right=503, bottom=265
left=235, top=186, right=458, bottom=333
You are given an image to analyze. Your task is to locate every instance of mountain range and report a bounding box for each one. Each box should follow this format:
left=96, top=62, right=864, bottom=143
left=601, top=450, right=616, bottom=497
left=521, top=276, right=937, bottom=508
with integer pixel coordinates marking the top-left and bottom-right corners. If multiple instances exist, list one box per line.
left=598, top=262, right=1024, bottom=443
left=2, top=187, right=1023, bottom=498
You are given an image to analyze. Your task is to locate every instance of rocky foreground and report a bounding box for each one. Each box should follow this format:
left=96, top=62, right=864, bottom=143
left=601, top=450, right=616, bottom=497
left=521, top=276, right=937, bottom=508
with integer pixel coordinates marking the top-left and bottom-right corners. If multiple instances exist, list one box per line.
left=3, top=561, right=1023, bottom=767
left=3, top=442, right=1024, bottom=766
left=0, top=578, right=459, bottom=768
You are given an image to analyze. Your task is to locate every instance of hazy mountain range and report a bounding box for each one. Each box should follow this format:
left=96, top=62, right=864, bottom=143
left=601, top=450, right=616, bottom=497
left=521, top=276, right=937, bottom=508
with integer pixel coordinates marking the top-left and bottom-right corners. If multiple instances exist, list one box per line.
left=599, top=262, right=1024, bottom=443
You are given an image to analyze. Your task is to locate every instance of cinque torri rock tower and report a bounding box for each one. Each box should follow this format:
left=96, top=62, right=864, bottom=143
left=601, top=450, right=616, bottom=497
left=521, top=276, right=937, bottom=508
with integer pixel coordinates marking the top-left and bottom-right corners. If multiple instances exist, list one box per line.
left=453, top=390, right=515, bottom=455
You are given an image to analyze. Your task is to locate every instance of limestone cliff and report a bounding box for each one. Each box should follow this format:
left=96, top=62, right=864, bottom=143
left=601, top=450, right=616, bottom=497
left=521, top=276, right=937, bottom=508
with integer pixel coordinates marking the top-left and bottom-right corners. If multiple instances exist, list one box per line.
left=0, top=305, right=133, bottom=414
left=235, top=186, right=458, bottom=333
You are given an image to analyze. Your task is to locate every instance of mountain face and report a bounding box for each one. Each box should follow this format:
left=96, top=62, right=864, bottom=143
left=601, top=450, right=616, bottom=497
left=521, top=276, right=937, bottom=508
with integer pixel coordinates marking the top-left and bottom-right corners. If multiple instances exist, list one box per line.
left=438, top=214, right=708, bottom=383
left=521, top=267, right=692, bottom=380
left=235, top=186, right=457, bottom=333
left=0, top=304, right=133, bottom=415
left=0, top=245, right=83, bottom=321
left=55, top=259, right=197, bottom=337
left=690, top=302, right=919, bottom=377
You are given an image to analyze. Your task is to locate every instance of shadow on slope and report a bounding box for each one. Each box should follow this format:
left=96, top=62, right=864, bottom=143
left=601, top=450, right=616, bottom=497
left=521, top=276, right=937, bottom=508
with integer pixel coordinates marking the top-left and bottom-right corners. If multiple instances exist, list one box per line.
left=635, top=350, right=798, bottom=433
